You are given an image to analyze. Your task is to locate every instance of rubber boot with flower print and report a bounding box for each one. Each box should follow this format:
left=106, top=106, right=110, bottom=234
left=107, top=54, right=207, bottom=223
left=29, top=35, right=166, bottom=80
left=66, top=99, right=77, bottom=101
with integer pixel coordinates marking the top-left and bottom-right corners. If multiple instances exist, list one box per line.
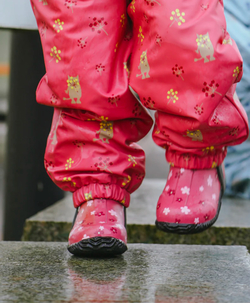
left=68, top=199, right=127, bottom=257
left=156, top=166, right=225, bottom=234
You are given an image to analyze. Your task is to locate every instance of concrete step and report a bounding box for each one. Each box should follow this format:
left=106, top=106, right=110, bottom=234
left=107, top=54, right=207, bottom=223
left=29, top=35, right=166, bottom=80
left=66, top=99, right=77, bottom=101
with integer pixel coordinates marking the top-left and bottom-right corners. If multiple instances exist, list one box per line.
left=0, top=242, right=250, bottom=302
left=22, top=179, right=250, bottom=250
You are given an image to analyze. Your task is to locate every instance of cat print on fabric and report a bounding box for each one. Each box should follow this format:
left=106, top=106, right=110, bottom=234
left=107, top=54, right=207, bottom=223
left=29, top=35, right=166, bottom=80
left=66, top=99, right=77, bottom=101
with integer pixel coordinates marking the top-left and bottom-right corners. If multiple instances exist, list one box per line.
left=63, top=76, right=82, bottom=104
left=185, top=130, right=203, bottom=141
left=136, top=50, right=150, bottom=79
left=93, top=120, right=114, bottom=143
left=194, top=33, right=215, bottom=63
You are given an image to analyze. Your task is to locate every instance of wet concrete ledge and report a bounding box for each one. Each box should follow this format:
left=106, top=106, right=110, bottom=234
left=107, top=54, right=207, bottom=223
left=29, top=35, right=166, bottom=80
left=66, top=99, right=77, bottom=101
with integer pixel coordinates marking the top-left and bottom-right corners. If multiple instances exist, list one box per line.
left=0, top=242, right=250, bottom=303
left=22, top=179, right=250, bottom=250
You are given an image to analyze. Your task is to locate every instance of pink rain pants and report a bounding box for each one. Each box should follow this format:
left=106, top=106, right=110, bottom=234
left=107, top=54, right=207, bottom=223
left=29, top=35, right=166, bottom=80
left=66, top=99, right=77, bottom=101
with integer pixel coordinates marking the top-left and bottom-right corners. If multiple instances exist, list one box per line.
left=31, top=0, right=249, bottom=209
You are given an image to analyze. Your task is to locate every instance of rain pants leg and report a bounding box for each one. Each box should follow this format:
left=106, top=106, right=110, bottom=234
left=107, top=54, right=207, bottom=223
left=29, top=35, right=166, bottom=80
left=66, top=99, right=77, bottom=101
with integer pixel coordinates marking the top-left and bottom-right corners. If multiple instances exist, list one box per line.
left=30, top=0, right=153, bottom=256
left=127, top=0, right=249, bottom=233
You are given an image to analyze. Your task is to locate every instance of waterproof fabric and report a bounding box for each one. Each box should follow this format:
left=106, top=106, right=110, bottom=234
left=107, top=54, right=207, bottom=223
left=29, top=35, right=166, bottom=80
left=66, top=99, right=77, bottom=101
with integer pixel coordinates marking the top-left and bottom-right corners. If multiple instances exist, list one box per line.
left=68, top=199, right=127, bottom=246
left=223, top=1, right=250, bottom=198
left=156, top=167, right=221, bottom=226
left=31, top=0, right=249, bottom=207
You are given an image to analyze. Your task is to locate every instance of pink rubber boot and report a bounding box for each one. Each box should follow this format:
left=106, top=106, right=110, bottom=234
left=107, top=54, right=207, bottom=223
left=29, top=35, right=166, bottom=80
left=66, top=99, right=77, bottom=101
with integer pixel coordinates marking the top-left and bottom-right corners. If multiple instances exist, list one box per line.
left=156, top=166, right=225, bottom=234
left=68, top=199, right=127, bottom=256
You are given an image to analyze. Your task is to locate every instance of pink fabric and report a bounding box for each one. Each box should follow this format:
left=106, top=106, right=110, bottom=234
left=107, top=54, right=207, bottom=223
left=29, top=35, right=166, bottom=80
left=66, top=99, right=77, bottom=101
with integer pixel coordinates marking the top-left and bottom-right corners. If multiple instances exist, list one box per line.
left=31, top=0, right=249, bottom=207
left=68, top=199, right=127, bottom=245
left=73, top=183, right=130, bottom=208
left=128, top=0, right=248, bottom=169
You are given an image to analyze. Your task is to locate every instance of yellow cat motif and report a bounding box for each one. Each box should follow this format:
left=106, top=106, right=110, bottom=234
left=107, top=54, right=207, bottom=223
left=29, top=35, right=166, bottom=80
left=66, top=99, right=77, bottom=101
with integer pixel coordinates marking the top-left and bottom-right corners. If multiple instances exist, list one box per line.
left=186, top=130, right=203, bottom=141
left=194, top=33, right=215, bottom=63
left=136, top=50, right=150, bottom=79
left=93, top=120, right=114, bottom=143
left=63, top=75, right=82, bottom=104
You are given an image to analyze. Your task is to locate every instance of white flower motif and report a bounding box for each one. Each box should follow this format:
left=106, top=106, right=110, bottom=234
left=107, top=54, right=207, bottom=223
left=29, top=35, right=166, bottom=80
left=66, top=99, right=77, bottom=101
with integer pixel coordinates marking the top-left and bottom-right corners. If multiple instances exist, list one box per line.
left=108, top=209, right=117, bottom=217
left=82, top=234, right=90, bottom=240
left=100, top=221, right=105, bottom=224
left=212, top=194, right=216, bottom=200
left=115, top=224, right=123, bottom=230
left=99, top=226, right=104, bottom=230
left=163, top=208, right=170, bottom=215
left=181, top=206, right=191, bottom=215
left=199, top=186, right=204, bottom=192
left=194, top=217, right=199, bottom=224
left=87, top=201, right=93, bottom=207
left=181, top=186, right=190, bottom=195
left=180, top=168, right=185, bottom=173
left=207, top=175, right=213, bottom=187
left=165, top=185, right=170, bottom=192
left=168, top=170, right=173, bottom=180
left=91, top=210, right=95, bottom=215
left=80, top=208, right=85, bottom=214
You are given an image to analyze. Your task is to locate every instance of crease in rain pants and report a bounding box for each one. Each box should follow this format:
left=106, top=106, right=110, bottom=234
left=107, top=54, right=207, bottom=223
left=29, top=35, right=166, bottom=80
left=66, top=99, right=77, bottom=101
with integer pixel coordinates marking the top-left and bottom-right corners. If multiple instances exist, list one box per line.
left=31, top=0, right=248, bottom=208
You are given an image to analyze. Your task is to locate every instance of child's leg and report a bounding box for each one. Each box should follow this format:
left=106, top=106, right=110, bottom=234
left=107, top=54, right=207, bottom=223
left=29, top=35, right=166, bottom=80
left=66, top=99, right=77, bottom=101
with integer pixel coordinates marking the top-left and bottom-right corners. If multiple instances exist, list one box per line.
left=31, top=0, right=153, bottom=255
left=128, top=0, right=249, bottom=233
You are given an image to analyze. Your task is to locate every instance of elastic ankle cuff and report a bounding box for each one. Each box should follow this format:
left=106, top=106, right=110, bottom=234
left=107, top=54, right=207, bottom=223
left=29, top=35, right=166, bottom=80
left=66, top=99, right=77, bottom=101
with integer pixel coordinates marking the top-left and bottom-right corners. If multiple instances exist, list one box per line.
left=73, top=183, right=130, bottom=208
left=166, top=148, right=227, bottom=169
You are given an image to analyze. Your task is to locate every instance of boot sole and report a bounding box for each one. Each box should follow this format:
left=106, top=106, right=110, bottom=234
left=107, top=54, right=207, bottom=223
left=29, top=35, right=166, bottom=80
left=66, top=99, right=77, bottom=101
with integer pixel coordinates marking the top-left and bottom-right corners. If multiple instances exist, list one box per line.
left=155, top=166, right=225, bottom=235
left=67, top=237, right=127, bottom=257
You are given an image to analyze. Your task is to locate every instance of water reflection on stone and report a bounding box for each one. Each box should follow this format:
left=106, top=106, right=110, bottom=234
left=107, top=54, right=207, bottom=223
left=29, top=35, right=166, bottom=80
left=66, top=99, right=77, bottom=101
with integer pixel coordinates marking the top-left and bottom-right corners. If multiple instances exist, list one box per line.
left=67, top=256, right=128, bottom=302
left=66, top=248, right=150, bottom=302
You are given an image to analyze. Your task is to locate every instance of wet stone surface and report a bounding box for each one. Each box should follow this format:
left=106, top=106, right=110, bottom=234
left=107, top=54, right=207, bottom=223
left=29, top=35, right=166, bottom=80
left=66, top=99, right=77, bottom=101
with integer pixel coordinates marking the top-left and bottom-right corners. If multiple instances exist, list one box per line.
left=0, top=242, right=250, bottom=303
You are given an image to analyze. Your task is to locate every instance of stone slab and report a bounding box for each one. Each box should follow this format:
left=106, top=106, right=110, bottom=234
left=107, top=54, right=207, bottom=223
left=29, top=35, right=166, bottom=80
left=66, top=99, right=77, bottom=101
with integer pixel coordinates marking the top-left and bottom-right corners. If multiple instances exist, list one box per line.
left=0, top=242, right=250, bottom=303
left=22, top=179, right=250, bottom=250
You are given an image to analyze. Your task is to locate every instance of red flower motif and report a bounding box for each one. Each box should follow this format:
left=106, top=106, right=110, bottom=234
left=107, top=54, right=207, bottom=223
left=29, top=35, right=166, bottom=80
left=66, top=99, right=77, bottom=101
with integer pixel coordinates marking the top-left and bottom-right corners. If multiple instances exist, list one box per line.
left=202, top=80, right=221, bottom=98
left=95, top=64, right=105, bottom=75
left=229, top=126, right=239, bottom=136
left=144, top=0, right=160, bottom=6
left=95, top=211, right=105, bottom=217
left=73, top=140, right=85, bottom=148
left=212, top=115, right=220, bottom=125
left=194, top=104, right=204, bottom=115
left=155, top=34, right=162, bottom=46
left=64, top=0, right=77, bottom=12
left=110, top=227, right=117, bottom=234
left=172, top=64, right=184, bottom=80
left=167, top=189, right=175, bottom=196
left=132, top=103, right=142, bottom=116
left=176, top=197, right=183, bottom=202
left=175, top=218, right=181, bottom=224
left=142, top=97, right=155, bottom=109
left=89, top=17, right=108, bottom=35
left=77, top=38, right=87, bottom=48
left=108, top=94, right=120, bottom=107
left=204, top=214, right=210, bottom=221
left=50, top=94, right=58, bottom=104
left=44, top=159, right=54, bottom=170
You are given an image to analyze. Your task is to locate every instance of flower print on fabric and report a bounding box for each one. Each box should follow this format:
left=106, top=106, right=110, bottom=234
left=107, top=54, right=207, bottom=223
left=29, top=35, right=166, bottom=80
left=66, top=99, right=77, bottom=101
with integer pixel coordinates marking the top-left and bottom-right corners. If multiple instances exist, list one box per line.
left=89, top=17, right=108, bottom=35
left=181, top=186, right=190, bottom=195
